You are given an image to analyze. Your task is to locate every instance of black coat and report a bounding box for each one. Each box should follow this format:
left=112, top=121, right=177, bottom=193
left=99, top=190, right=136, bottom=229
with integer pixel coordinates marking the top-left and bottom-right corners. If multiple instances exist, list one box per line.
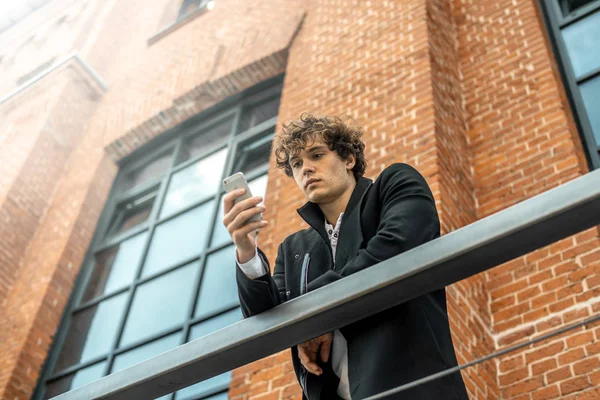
left=236, top=163, right=469, bottom=400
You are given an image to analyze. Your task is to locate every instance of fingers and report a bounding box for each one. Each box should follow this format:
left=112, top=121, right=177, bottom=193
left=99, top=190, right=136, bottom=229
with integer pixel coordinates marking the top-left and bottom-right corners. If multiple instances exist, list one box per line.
left=222, top=191, right=267, bottom=252
left=319, top=334, right=332, bottom=363
left=226, top=204, right=266, bottom=236
left=297, top=334, right=334, bottom=375
left=297, top=343, right=322, bottom=375
left=223, top=189, right=246, bottom=214
left=223, top=189, right=261, bottom=216
left=297, top=344, right=311, bottom=365
left=232, top=220, right=268, bottom=242
left=222, top=192, right=263, bottom=227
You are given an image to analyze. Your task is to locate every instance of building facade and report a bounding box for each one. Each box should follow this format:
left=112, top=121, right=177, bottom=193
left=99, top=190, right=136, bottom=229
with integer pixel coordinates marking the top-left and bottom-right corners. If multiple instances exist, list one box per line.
left=0, top=0, right=599, bottom=399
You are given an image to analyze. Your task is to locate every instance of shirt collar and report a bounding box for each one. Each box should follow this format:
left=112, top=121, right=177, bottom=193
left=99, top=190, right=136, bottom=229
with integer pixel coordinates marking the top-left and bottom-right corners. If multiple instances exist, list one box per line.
left=325, top=213, right=344, bottom=236
left=325, top=213, right=344, bottom=232
left=297, top=176, right=373, bottom=240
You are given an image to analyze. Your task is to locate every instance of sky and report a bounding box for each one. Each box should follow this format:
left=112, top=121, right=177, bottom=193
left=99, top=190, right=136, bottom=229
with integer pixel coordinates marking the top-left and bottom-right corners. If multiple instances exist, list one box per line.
left=0, top=0, right=51, bottom=34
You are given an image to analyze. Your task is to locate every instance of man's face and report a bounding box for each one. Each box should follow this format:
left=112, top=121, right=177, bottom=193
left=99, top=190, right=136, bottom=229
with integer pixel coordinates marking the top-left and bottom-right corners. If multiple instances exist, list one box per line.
left=289, top=139, right=356, bottom=204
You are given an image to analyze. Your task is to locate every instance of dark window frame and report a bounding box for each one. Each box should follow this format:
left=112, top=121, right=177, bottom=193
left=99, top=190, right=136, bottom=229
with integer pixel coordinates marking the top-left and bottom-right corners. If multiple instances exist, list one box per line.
left=104, top=186, right=158, bottom=238
left=539, top=0, right=600, bottom=170
left=178, top=0, right=212, bottom=22
left=33, top=75, right=283, bottom=400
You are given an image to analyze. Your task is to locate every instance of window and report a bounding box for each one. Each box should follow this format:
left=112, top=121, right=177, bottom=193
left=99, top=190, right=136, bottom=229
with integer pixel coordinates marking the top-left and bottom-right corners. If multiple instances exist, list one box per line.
left=149, top=0, right=216, bottom=45
left=34, top=77, right=283, bottom=400
left=542, top=0, right=600, bottom=169
left=559, top=0, right=595, bottom=15
left=178, top=0, right=214, bottom=21
left=106, top=190, right=157, bottom=237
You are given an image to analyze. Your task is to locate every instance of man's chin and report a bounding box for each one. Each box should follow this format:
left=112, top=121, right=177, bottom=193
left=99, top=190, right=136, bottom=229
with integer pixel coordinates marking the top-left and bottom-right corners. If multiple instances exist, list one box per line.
left=306, top=191, right=327, bottom=204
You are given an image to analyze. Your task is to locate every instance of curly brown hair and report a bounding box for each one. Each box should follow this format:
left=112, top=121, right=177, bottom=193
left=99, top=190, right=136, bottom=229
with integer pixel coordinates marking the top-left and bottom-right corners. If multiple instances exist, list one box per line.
left=275, top=113, right=367, bottom=180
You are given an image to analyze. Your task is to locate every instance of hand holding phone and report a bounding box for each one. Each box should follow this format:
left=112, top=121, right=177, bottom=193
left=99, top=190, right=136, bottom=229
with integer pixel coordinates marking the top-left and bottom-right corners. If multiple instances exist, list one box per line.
left=223, top=172, right=262, bottom=223
left=222, top=172, right=268, bottom=262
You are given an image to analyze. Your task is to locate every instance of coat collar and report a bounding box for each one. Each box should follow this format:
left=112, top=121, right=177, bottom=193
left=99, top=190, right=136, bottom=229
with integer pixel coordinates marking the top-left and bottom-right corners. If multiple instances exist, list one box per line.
left=296, top=177, right=373, bottom=262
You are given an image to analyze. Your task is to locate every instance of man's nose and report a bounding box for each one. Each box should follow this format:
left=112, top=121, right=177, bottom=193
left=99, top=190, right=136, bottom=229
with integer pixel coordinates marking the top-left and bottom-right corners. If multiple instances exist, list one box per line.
left=302, top=160, right=315, bottom=175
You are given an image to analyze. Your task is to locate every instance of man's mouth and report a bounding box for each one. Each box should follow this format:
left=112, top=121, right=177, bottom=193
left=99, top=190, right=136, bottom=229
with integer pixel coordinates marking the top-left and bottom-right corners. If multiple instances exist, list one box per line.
left=304, top=178, right=319, bottom=189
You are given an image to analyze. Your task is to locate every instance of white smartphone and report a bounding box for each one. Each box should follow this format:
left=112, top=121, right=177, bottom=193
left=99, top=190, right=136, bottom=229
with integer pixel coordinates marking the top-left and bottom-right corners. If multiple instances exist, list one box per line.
left=222, top=172, right=262, bottom=223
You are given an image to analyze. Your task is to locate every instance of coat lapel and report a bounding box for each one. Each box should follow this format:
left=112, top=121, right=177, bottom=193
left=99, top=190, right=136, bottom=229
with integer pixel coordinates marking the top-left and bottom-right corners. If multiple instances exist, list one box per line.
left=297, top=201, right=330, bottom=247
left=296, top=177, right=373, bottom=270
left=335, top=177, right=372, bottom=269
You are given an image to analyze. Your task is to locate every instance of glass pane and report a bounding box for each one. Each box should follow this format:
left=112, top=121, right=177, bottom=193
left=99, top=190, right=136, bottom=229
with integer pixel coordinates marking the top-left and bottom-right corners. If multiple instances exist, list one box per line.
left=562, top=0, right=595, bottom=16
left=210, top=196, right=229, bottom=249
left=174, top=309, right=241, bottom=399
left=179, top=0, right=199, bottom=17
left=562, top=10, right=600, bottom=78
left=109, top=197, right=154, bottom=236
left=161, top=149, right=227, bottom=218
left=178, top=119, right=233, bottom=164
left=204, top=393, right=229, bottom=400
left=122, top=152, right=172, bottom=192
left=174, top=372, right=230, bottom=400
left=195, top=246, right=238, bottom=319
left=580, top=75, right=600, bottom=146
left=237, top=97, right=280, bottom=133
left=55, top=294, right=127, bottom=371
left=143, top=203, right=212, bottom=276
left=44, top=362, right=106, bottom=399
left=178, top=0, right=210, bottom=19
left=121, top=263, right=198, bottom=347
left=119, top=203, right=153, bottom=233
left=82, top=232, right=148, bottom=302
left=112, top=332, right=181, bottom=373
left=210, top=175, right=267, bottom=249
left=232, top=135, right=273, bottom=176
left=248, top=174, right=268, bottom=200
left=189, top=308, right=242, bottom=339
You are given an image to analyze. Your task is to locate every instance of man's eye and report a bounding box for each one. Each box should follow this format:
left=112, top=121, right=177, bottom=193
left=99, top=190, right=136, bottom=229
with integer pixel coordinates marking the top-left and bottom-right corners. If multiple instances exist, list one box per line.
left=292, top=161, right=301, bottom=168
left=314, top=153, right=323, bottom=159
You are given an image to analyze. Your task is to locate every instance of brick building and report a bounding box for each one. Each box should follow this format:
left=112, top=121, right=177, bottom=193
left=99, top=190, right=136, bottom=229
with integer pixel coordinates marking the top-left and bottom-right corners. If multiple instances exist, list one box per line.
left=0, top=0, right=599, bottom=399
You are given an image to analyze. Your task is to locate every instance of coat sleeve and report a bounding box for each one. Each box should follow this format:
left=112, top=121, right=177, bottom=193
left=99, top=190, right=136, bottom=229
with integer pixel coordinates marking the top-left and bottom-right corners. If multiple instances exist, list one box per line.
left=236, top=243, right=287, bottom=317
left=307, top=163, right=440, bottom=292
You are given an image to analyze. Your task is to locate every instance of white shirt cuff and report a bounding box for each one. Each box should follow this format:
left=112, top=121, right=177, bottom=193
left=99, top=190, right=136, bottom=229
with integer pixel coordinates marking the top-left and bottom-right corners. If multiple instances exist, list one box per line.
left=236, top=248, right=268, bottom=279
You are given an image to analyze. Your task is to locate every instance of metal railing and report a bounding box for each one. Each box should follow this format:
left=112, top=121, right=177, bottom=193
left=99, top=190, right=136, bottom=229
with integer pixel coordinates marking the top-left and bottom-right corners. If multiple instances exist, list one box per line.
left=53, top=168, right=600, bottom=400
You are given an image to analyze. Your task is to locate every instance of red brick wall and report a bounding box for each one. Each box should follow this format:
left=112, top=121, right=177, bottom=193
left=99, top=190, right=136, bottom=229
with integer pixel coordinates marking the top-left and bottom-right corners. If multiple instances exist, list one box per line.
left=79, top=0, right=176, bottom=84
left=93, top=0, right=306, bottom=148
left=456, top=0, right=600, bottom=398
left=0, top=76, right=68, bottom=305
left=0, top=64, right=106, bottom=310
left=427, top=1, right=498, bottom=398
left=0, top=1, right=304, bottom=398
left=491, top=230, right=600, bottom=400
left=236, top=0, right=495, bottom=399
left=0, top=69, right=104, bottom=399
left=0, top=0, right=599, bottom=399
left=0, top=0, right=100, bottom=95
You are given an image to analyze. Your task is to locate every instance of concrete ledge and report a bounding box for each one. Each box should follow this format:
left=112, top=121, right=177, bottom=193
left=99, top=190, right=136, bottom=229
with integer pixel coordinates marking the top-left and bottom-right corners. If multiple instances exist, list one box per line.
left=0, top=52, right=108, bottom=105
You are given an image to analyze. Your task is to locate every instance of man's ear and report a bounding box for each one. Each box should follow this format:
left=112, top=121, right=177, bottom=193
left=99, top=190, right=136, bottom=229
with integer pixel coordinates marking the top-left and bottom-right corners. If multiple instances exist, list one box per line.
left=346, top=154, right=356, bottom=171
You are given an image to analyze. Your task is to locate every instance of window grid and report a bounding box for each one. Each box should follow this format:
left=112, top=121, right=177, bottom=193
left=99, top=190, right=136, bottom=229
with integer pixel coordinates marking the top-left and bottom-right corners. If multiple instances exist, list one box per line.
left=542, top=0, right=600, bottom=168
left=35, top=77, right=282, bottom=400
left=557, top=0, right=600, bottom=23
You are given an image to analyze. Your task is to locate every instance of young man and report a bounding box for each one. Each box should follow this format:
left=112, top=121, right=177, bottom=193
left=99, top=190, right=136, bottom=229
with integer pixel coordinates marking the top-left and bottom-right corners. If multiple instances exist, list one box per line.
left=223, top=114, right=469, bottom=400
